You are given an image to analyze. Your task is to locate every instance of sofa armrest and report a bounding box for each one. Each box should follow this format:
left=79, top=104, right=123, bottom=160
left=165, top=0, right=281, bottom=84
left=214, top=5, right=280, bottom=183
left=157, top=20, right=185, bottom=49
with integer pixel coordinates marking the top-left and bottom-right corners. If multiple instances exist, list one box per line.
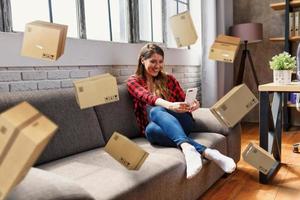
left=7, top=168, right=94, bottom=200
left=191, top=108, right=237, bottom=136
left=192, top=108, right=242, bottom=162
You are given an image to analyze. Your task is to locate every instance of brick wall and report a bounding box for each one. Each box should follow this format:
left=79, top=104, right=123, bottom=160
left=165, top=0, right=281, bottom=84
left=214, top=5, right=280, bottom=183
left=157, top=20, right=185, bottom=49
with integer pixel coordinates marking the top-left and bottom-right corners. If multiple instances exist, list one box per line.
left=0, top=65, right=201, bottom=99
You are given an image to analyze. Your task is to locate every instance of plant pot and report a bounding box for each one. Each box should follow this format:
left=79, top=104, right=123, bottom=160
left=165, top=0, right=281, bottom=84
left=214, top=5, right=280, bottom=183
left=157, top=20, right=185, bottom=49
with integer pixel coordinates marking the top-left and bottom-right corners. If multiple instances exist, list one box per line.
left=273, top=70, right=292, bottom=84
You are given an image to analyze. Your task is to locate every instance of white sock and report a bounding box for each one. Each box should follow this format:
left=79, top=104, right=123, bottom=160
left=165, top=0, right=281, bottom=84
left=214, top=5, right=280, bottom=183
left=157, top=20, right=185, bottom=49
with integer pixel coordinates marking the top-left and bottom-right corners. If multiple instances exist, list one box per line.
left=181, top=144, right=203, bottom=179
left=204, top=148, right=236, bottom=173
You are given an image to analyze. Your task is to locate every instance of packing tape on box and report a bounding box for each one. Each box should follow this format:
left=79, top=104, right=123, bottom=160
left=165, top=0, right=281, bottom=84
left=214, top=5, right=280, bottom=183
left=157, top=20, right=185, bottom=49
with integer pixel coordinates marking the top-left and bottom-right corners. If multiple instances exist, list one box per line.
left=0, top=113, right=41, bottom=164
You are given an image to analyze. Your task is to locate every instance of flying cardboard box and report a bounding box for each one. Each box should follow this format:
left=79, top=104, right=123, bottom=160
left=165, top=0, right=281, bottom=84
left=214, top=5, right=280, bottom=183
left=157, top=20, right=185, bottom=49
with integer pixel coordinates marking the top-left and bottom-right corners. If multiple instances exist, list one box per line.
left=169, top=11, right=198, bottom=47
left=21, top=20, right=68, bottom=61
left=73, top=73, right=119, bottom=109
left=104, top=132, right=149, bottom=170
left=0, top=102, right=58, bottom=200
left=242, top=142, right=277, bottom=175
left=209, top=35, right=241, bottom=63
left=210, top=84, right=258, bottom=128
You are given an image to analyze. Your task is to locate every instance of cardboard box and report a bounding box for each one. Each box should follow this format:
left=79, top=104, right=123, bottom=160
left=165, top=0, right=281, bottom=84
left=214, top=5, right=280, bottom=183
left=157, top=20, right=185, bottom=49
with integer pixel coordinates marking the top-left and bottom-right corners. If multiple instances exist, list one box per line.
left=21, top=20, right=68, bottom=61
left=169, top=11, right=198, bottom=47
left=73, top=73, right=119, bottom=109
left=209, top=35, right=241, bottom=63
left=0, top=102, right=58, bottom=200
left=210, top=84, right=258, bottom=127
left=242, top=142, right=277, bottom=175
left=104, top=132, right=149, bottom=170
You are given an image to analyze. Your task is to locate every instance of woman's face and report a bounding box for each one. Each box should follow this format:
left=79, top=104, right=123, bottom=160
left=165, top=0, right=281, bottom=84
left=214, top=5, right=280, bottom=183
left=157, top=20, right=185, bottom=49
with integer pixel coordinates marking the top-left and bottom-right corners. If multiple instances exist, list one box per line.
left=142, top=53, right=164, bottom=77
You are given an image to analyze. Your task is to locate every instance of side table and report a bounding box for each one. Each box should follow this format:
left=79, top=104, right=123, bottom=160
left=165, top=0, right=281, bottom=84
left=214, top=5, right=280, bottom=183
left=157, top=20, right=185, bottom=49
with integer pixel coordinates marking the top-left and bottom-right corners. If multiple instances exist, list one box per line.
left=258, top=82, right=300, bottom=183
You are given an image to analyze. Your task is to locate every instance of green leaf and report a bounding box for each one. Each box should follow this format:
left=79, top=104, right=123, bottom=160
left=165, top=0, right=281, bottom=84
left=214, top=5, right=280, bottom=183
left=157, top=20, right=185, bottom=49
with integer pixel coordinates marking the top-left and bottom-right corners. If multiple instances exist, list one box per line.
left=269, top=52, right=296, bottom=70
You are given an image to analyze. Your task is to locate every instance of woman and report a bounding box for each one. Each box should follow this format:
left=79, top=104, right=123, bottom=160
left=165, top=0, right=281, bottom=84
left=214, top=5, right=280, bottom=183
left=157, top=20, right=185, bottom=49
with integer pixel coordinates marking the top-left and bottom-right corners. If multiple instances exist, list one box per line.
left=127, top=43, right=236, bottom=179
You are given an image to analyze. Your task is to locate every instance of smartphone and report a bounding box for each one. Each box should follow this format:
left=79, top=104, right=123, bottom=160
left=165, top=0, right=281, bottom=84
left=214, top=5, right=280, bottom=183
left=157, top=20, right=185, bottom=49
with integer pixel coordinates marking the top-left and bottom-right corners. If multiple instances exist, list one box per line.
left=185, top=88, right=198, bottom=105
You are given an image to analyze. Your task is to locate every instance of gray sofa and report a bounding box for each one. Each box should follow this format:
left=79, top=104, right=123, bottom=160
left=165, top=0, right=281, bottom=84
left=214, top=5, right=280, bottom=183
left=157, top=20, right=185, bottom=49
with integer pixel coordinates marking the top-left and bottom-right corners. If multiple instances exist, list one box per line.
left=1, top=84, right=241, bottom=200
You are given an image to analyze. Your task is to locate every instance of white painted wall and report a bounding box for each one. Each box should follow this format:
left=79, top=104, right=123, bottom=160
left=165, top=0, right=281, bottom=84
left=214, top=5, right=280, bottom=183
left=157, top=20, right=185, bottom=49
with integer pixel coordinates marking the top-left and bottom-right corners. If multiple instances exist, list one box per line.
left=0, top=32, right=201, bottom=67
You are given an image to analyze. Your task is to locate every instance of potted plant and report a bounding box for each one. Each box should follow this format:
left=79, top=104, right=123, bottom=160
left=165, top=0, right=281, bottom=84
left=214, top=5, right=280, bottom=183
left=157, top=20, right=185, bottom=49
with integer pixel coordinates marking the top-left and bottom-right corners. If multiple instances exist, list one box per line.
left=269, top=52, right=296, bottom=84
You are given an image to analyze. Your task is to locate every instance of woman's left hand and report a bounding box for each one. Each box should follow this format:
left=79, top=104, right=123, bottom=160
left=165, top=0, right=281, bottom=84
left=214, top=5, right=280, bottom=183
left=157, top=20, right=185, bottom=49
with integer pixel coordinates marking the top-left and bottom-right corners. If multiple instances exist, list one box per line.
left=189, top=100, right=200, bottom=112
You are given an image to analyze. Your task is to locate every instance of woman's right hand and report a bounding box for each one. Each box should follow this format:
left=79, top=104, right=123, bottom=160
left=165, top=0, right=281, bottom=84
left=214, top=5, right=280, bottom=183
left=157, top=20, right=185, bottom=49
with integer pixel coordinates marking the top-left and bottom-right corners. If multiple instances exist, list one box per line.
left=155, top=98, right=190, bottom=113
left=168, top=102, right=190, bottom=113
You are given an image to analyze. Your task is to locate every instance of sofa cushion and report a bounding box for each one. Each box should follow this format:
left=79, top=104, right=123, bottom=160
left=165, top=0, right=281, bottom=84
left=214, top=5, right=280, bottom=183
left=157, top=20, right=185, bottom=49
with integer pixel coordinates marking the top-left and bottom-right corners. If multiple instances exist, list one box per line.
left=39, top=132, right=227, bottom=200
left=94, top=84, right=140, bottom=141
left=7, top=168, right=94, bottom=200
left=0, top=89, right=105, bottom=165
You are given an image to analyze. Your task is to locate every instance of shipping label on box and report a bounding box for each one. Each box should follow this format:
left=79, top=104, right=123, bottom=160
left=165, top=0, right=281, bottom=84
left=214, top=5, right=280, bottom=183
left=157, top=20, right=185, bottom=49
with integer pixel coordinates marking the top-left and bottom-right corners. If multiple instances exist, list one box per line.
left=210, top=84, right=258, bottom=127
left=169, top=11, right=198, bottom=47
left=21, top=20, right=68, bottom=61
left=209, top=35, right=241, bottom=63
left=0, top=102, right=58, bottom=200
left=104, top=132, right=149, bottom=170
left=242, top=142, right=277, bottom=175
left=73, top=73, right=119, bottom=109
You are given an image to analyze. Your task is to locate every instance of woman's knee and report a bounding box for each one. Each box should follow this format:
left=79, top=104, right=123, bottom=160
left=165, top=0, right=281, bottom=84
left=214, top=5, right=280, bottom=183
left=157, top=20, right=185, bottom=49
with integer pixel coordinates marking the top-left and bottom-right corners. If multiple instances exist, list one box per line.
left=149, top=106, right=167, bottom=121
left=145, top=122, right=177, bottom=147
left=145, top=123, right=160, bottom=144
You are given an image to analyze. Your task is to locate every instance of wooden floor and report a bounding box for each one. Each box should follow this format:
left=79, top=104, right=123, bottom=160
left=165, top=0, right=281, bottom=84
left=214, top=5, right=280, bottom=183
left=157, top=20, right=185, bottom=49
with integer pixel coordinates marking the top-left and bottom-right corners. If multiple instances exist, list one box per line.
left=200, top=123, right=300, bottom=200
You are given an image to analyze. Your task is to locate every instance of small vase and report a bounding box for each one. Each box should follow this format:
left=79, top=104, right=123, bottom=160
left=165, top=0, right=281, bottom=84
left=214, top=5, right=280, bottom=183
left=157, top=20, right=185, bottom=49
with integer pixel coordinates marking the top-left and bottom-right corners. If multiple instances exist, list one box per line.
left=273, top=70, right=292, bottom=84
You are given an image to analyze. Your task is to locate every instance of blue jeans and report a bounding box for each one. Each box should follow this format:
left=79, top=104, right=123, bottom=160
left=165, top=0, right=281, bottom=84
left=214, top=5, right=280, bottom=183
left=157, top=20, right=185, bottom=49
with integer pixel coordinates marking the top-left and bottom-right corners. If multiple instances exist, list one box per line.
left=145, top=106, right=207, bottom=154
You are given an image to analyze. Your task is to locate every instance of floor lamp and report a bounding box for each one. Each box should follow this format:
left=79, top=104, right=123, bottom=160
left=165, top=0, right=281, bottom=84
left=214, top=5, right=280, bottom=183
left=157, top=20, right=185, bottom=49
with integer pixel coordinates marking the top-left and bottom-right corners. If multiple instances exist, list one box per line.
left=230, top=23, right=263, bottom=87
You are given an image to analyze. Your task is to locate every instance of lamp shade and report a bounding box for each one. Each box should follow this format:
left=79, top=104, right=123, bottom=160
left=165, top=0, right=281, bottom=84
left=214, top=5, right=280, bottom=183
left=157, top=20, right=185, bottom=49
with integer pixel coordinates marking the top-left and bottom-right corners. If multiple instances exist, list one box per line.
left=229, top=23, right=263, bottom=43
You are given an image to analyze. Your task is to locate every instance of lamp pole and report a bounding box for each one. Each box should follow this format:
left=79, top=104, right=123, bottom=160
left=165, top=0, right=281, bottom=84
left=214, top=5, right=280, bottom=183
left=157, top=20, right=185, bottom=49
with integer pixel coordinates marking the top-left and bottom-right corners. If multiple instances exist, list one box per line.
left=235, top=40, right=259, bottom=87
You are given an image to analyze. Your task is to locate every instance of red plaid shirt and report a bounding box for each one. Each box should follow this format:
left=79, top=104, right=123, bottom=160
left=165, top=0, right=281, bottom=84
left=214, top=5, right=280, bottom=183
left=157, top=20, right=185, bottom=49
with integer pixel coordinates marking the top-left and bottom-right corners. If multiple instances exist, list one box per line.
left=127, top=74, right=186, bottom=135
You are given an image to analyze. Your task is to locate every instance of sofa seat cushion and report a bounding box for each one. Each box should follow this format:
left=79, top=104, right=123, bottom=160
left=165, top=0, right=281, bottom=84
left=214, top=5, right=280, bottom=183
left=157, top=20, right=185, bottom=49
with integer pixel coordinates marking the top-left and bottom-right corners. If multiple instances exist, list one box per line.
left=7, top=168, right=94, bottom=200
left=39, top=132, right=227, bottom=200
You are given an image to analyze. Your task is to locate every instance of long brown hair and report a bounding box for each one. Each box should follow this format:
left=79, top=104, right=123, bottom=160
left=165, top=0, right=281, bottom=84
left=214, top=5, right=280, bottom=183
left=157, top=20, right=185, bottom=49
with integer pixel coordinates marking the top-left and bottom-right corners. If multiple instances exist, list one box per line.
left=136, top=43, right=169, bottom=99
